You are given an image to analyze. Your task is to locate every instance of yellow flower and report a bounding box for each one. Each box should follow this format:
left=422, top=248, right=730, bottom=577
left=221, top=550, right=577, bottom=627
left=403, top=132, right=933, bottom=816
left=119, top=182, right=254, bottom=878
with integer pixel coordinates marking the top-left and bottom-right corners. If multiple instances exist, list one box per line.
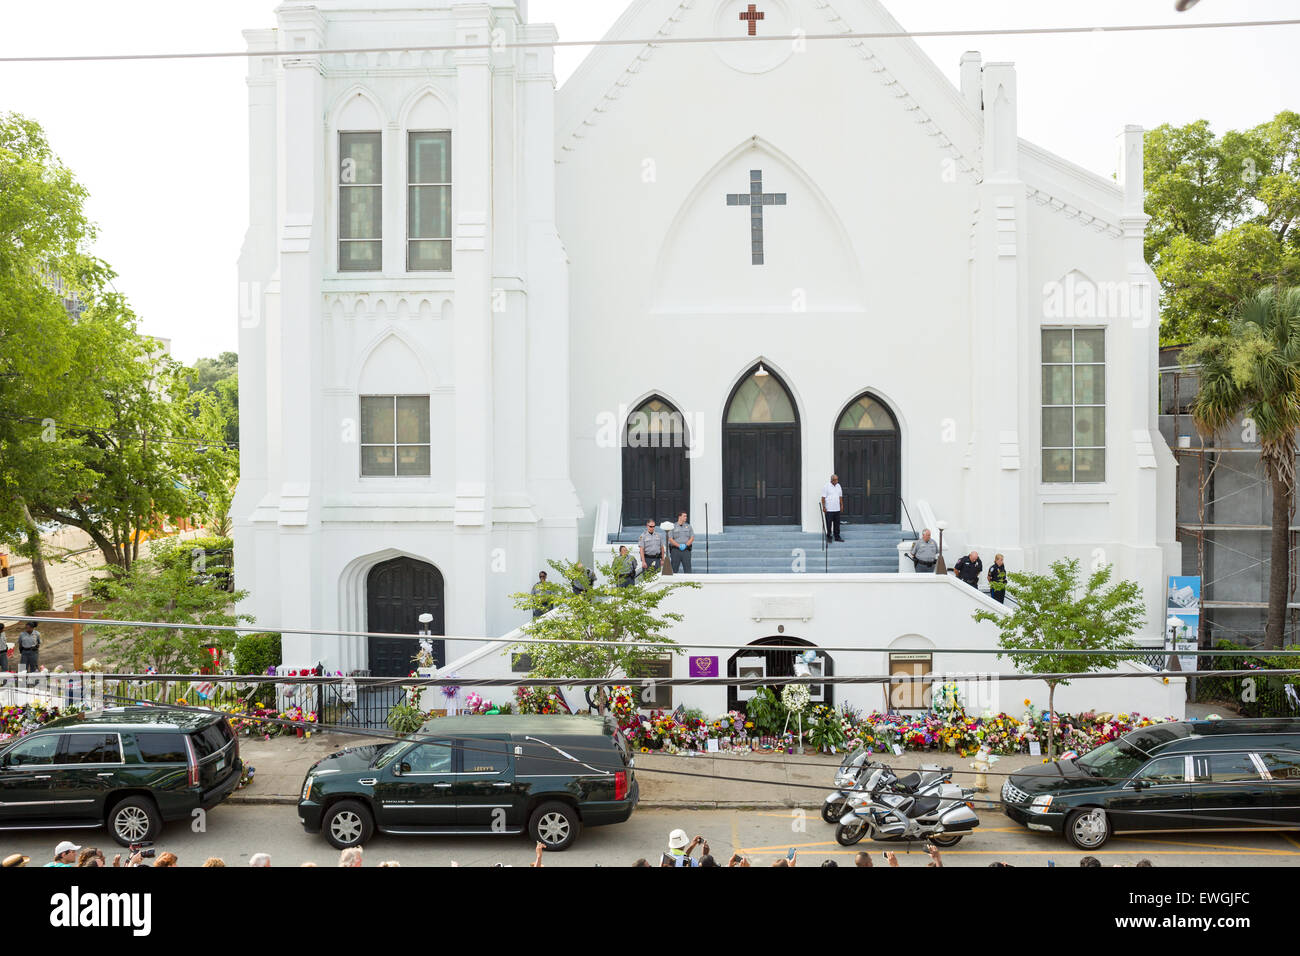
left=1023, top=699, right=1031, bottom=707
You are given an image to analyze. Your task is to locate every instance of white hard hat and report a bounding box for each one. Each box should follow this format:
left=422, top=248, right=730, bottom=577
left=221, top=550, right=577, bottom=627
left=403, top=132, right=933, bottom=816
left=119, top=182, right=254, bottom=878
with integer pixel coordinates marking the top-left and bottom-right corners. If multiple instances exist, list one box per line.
left=667, top=828, right=689, bottom=849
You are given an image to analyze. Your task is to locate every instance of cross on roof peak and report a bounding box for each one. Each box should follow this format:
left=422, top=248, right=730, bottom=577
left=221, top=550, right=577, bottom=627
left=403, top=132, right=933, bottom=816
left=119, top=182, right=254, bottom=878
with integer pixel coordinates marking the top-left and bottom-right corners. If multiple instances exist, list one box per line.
left=739, top=3, right=765, bottom=37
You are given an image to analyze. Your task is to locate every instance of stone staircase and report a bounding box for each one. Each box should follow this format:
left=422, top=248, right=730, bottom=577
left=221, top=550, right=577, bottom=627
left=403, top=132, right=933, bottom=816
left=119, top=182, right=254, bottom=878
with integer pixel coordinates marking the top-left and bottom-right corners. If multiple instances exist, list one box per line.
left=614, top=524, right=914, bottom=574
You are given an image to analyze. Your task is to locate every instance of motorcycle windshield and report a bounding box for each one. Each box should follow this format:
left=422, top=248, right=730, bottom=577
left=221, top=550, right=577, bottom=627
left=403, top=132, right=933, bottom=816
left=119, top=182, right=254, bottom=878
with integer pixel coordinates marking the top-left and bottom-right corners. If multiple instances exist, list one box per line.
left=840, top=747, right=867, bottom=773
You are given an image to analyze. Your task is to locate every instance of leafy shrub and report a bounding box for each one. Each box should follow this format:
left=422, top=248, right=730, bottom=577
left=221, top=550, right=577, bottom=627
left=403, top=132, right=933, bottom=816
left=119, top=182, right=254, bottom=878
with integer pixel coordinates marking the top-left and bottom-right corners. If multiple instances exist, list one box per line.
left=387, top=702, right=427, bottom=736
left=1196, top=639, right=1300, bottom=717
left=744, top=686, right=787, bottom=735
left=234, top=633, right=282, bottom=675
left=23, top=593, right=50, bottom=615
left=88, top=577, right=114, bottom=601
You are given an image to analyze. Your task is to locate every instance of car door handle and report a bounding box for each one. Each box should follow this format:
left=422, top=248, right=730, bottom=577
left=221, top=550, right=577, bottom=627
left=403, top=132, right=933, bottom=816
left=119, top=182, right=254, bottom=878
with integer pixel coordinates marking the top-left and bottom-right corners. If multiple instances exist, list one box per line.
left=434, top=782, right=452, bottom=788
left=31, top=775, right=51, bottom=781
left=97, top=772, right=114, bottom=777
left=493, top=781, right=510, bottom=788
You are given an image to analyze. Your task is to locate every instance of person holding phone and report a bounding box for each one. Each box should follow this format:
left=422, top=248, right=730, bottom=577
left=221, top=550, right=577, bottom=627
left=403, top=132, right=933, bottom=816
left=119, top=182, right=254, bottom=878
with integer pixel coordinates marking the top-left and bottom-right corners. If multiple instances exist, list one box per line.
left=664, top=828, right=704, bottom=867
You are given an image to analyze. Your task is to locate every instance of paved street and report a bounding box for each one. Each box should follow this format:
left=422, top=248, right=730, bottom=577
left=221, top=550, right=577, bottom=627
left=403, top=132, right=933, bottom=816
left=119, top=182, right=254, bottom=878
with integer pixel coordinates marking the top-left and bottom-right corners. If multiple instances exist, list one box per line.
left=5, top=804, right=1299, bottom=867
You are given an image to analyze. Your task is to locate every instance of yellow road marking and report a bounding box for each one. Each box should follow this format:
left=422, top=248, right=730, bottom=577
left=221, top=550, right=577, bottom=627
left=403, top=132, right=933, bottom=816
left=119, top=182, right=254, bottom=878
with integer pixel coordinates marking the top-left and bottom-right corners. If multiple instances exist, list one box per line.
left=1283, top=833, right=1300, bottom=852
left=1111, top=835, right=1298, bottom=855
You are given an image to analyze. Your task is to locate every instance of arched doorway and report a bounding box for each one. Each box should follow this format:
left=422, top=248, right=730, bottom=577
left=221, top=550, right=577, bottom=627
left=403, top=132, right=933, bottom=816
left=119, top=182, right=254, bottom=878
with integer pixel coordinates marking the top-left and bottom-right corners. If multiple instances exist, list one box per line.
left=834, top=393, right=900, bottom=524
left=723, top=365, right=800, bottom=525
left=621, top=396, right=691, bottom=528
left=727, top=636, right=833, bottom=712
left=366, top=557, right=444, bottom=676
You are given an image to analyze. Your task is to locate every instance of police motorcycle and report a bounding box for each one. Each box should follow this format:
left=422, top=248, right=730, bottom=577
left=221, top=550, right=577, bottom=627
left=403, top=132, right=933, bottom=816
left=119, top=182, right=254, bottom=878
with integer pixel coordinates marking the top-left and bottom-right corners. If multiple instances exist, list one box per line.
left=822, top=748, right=958, bottom=824
left=833, top=764, right=980, bottom=847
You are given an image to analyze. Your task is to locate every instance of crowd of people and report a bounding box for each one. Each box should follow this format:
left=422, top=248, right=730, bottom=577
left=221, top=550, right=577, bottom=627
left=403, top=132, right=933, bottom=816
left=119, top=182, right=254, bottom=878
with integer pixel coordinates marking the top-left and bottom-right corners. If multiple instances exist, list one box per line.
left=0, top=839, right=409, bottom=869
left=2, top=834, right=1156, bottom=868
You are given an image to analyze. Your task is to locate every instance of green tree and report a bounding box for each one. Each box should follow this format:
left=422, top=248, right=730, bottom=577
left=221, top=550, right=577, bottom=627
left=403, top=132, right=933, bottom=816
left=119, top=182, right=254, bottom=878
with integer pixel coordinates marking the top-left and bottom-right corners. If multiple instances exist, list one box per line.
left=1145, top=112, right=1300, bottom=345
left=1183, top=286, right=1300, bottom=649
left=509, top=559, right=698, bottom=714
left=0, top=113, right=236, bottom=586
left=20, top=306, right=236, bottom=574
left=0, top=112, right=106, bottom=602
left=190, top=352, right=238, bottom=446
left=972, top=558, right=1145, bottom=760
left=93, top=541, right=250, bottom=673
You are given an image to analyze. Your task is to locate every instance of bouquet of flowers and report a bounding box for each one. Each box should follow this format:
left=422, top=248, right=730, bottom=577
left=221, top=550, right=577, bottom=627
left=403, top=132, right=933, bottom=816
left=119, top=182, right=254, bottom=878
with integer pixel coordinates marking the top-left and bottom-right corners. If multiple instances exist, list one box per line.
left=513, top=686, right=571, bottom=715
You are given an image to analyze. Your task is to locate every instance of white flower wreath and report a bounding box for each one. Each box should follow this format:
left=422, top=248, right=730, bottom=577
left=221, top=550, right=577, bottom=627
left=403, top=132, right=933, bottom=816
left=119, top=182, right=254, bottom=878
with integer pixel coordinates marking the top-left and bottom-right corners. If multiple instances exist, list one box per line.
left=781, top=683, right=811, bottom=713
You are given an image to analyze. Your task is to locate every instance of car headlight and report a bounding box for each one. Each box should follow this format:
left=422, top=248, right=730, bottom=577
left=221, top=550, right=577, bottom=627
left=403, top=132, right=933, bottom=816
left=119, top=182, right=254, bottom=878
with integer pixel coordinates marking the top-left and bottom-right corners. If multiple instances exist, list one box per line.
left=301, top=776, right=314, bottom=802
left=1030, top=794, right=1053, bottom=813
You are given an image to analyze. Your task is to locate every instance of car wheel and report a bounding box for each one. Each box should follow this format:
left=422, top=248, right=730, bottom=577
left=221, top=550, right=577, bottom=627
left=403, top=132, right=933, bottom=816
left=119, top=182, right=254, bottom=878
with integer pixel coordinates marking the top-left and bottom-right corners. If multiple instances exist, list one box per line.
left=529, top=801, right=581, bottom=851
left=108, top=796, right=161, bottom=847
left=323, top=800, right=374, bottom=850
left=822, top=799, right=848, bottom=824
left=1066, top=808, right=1111, bottom=850
left=834, top=819, right=868, bottom=846
left=929, top=833, right=963, bottom=847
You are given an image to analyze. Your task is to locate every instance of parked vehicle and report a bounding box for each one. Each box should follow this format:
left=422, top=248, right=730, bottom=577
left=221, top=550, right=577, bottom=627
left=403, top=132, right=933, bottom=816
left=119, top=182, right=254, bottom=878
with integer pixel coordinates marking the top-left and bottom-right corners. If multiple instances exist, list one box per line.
left=0, top=707, right=242, bottom=846
left=1001, top=718, right=1300, bottom=850
left=834, top=764, right=980, bottom=846
left=299, top=714, right=638, bottom=851
left=821, top=748, right=955, bottom=824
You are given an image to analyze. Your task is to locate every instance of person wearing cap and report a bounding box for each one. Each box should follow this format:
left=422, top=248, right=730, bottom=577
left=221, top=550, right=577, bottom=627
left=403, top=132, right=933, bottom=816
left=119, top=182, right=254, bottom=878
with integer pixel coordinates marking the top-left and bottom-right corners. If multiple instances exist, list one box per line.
left=665, top=829, right=704, bottom=867
left=46, top=841, right=80, bottom=867
left=638, top=519, right=665, bottom=576
left=18, top=621, right=41, bottom=673
left=3, top=853, right=30, bottom=868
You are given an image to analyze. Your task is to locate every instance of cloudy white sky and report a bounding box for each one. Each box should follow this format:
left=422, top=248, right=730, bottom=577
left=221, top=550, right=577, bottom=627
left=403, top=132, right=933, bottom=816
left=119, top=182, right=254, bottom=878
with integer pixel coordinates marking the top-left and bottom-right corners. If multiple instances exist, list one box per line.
left=1, top=1, right=1295, bottom=362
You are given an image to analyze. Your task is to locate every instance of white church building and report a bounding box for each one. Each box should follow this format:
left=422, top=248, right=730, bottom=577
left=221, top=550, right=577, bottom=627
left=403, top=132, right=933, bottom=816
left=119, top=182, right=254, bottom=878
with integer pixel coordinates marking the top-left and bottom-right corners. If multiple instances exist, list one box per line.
left=234, top=0, right=1185, bottom=718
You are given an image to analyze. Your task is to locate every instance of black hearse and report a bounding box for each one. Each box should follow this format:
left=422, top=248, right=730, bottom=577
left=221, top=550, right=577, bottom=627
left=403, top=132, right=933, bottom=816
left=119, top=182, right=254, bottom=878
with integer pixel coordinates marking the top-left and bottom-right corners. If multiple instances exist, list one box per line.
left=298, top=714, right=638, bottom=850
left=1001, top=718, right=1300, bottom=849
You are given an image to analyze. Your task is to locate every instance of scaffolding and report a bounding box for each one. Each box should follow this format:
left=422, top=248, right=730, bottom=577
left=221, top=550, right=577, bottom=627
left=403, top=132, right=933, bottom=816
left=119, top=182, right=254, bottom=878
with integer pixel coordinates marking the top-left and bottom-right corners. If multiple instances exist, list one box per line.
left=1158, top=351, right=1300, bottom=648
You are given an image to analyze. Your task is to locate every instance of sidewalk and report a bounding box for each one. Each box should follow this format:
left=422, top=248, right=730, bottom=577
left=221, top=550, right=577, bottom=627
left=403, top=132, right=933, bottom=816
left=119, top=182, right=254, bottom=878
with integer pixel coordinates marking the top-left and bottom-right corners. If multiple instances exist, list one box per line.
left=230, top=733, right=1047, bottom=807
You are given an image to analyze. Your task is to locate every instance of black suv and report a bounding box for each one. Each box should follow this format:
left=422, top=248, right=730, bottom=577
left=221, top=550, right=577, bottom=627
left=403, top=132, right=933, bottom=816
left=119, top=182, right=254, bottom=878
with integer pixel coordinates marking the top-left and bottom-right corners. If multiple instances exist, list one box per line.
left=299, top=715, right=638, bottom=850
left=0, top=707, right=242, bottom=846
left=1002, top=718, right=1300, bottom=849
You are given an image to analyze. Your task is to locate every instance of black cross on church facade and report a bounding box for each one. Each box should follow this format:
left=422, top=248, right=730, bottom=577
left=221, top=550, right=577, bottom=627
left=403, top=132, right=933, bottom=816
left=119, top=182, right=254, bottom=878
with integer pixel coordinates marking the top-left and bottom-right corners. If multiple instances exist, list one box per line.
left=726, top=170, right=786, bottom=266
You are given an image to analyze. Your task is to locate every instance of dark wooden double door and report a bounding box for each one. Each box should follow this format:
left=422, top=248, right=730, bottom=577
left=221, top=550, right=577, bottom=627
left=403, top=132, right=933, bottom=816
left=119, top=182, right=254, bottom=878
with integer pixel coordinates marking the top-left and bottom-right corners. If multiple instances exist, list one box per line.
left=367, top=557, right=445, bottom=677
left=723, top=425, right=800, bottom=525
left=621, top=443, right=690, bottom=527
left=834, top=431, right=900, bottom=524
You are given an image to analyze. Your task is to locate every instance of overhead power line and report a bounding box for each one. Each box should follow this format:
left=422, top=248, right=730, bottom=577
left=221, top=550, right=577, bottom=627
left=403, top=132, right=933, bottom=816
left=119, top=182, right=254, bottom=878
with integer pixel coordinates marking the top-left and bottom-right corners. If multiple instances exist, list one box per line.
left=8, top=612, right=1300, bottom=657
left=2, top=19, right=1297, bottom=64
left=53, top=691, right=1292, bottom=829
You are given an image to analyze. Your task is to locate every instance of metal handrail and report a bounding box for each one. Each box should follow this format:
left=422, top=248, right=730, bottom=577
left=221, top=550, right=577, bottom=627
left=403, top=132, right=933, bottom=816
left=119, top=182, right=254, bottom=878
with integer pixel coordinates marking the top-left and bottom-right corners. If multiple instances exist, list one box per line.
left=897, top=496, right=918, bottom=540
left=704, top=501, right=710, bottom=574
left=819, top=499, right=828, bottom=573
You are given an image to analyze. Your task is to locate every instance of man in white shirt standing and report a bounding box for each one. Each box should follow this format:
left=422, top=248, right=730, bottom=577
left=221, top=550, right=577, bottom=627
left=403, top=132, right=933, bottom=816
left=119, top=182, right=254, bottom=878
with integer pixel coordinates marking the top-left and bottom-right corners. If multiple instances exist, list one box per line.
left=821, top=474, right=845, bottom=543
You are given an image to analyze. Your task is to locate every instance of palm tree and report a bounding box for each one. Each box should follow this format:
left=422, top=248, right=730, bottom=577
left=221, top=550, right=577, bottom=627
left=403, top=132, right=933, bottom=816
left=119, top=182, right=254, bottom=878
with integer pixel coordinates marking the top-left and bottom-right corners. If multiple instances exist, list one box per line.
left=1186, top=286, right=1300, bottom=649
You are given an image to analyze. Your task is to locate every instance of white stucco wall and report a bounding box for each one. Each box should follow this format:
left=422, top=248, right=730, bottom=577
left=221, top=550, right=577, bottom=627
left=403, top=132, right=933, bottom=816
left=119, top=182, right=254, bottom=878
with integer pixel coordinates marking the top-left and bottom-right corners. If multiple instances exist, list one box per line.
left=438, top=574, right=1187, bottom=720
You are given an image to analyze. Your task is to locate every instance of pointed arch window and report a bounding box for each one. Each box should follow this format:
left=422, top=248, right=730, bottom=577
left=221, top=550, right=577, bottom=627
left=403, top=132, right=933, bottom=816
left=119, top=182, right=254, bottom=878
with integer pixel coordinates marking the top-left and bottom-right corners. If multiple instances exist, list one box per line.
left=725, top=370, right=795, bottom=424
left=837, top=395, right=896, bottom=432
